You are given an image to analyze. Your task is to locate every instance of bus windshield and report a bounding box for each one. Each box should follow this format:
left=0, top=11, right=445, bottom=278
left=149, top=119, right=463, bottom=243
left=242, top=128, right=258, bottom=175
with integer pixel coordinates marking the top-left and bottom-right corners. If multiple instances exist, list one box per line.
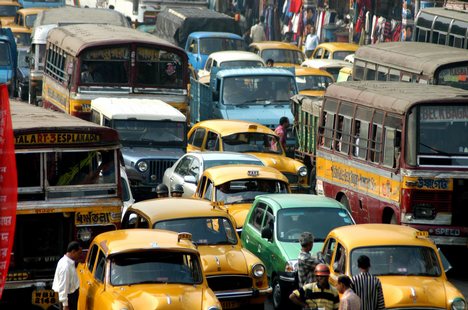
left=415, top=105, right=468, bottom=165
left=222, top=76, right=297, bottom=105
left=437, top=64, right=468, bottom=90
left=114, top=120, right=185, bottom=146
left=81, top=46, right=130, bottom=85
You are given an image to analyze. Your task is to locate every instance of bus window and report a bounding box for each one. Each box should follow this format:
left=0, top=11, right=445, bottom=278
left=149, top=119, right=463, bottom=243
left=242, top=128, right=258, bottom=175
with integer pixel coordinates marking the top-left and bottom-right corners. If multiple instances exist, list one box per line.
left=17, top=153, right=41, bottom=189
left=136, top=48, right=184, bottom=88
left=389, top=69, right=400, bottom=81
left=355, top=106, right=373, bottom=159
left=81, top=47, right=130, bottom=85
left=383, top=114, right=402, bottom=168
left=322, top=99, right=338, bottom=149
left=354, top=60, right=365, bottom=80
left=366, top=63, right=376, bottom=80
left=338, top=102, right=354, bottom=155
left=370, top=111, right=384, bottom=163
left=433, top=17, right=451, bottom=45
left=377, top=66, right=389, bottom=81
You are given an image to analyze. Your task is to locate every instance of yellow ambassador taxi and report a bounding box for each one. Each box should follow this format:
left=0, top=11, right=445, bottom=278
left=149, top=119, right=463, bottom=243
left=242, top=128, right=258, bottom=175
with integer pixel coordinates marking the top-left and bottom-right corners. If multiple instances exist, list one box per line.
left=311, top=42, right=359, bottom=60
left=193, top=164, right=290, bottom=230
left=121, top=198, right=271, bottom=309
left=12, top=8, right=47, bottom=29
left=249, top=41, right=305, bottom=67
left=0, top=1, right=20, bottom=26
left=295, top=67, right=334, bottom=97
left=320, top=224, right=466, bottom=310
left=77, top=229, right=221, bottom=310
left=188, top=120, right=308, bottom=192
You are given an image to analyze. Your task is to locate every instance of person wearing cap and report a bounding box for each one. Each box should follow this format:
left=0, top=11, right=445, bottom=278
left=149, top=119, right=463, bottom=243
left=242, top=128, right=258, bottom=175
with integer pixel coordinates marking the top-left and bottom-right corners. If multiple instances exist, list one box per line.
left=351, top=255, right=385, bottom=310
left=290, top=263, right=340, bottom=310
left=171, top=184, right=184, bottom=197
left=297, top=232, right=320, bottom=287
left=155, top=183, right=169, bottom=198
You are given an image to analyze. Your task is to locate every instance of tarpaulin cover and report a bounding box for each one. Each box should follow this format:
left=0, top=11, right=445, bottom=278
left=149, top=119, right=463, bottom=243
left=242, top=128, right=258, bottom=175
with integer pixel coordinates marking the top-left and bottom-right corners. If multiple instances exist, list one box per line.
left=152, top=7, right=242, bottom=48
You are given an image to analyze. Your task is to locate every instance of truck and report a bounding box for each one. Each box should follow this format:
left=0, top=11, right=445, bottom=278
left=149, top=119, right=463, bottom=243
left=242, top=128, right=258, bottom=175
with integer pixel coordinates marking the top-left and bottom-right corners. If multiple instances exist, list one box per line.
left=0, top=28, right=17, bottom=98
left=152, top=7, right=243, bottom=70
left=190, top=67, right=298, bottom=151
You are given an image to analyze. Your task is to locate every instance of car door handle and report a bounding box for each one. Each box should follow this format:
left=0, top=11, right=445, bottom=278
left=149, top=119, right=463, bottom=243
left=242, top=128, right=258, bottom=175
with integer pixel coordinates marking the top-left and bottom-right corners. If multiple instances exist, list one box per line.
left=245, top=236, right=249, bottom=243
left=170, top=177, right=174, bottom=182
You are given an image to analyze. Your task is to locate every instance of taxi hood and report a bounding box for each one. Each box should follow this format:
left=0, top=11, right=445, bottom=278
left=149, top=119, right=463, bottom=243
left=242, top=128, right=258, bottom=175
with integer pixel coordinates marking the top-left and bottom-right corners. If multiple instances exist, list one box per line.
left=199, top=245, right=247, bottom=276
left=250, top=153, right=299, bottom=172
left=380, top=276, right=447, bottom=309
left=224, top=203, right=251, bottom=229
left=111, top=284, right=204, bottom=309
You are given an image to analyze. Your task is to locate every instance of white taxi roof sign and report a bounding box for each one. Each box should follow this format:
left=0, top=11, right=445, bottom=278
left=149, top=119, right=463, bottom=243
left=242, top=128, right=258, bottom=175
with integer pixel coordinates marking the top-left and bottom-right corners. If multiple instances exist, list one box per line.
left=247, top=170, right=259, bottom=177
left=178, top=232, right=192, bottom=242
left=415, top=231, right=429, bottom=238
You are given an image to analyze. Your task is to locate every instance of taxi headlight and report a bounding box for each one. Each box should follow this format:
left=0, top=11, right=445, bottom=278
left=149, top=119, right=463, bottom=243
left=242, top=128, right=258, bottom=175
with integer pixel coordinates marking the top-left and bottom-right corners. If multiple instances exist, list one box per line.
left=298, top=166, right=307, bottom=177
left=252, top=263, right=265, bottom=278
left=137, top=161, right=148, bottom=172
left=207, top=307, right=221, bottom=310
left=77, top=228, right=92, bottom=242
left=451, top=298, right=466, bottom=310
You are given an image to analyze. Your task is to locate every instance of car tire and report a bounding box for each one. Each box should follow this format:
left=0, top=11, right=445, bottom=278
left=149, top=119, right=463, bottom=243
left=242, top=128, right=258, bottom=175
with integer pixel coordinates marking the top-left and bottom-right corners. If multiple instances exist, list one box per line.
left=272, top=276, right=286, bottom=310
left=19, top=83, right=27, bottom=101
left=339, top=195, right=351, bottom=213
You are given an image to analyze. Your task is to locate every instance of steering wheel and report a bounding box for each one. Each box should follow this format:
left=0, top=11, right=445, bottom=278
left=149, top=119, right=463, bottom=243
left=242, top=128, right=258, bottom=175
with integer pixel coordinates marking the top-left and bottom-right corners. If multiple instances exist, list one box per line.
left=286, top=228, right=303, bottom=239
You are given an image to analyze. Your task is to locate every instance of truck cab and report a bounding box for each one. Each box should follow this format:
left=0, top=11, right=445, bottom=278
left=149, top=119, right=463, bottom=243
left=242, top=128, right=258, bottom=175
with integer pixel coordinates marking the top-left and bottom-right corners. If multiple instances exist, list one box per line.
left=190, top=67, right=297, bottom=149
left=0, top=28, right=17, bottom=97
left=91, top=97, right=187, bottom=201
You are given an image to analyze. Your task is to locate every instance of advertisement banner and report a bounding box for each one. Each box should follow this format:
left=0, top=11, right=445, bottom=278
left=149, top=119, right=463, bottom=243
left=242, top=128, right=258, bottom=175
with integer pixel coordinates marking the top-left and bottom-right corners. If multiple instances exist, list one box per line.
left=0, top=85, right=17, bottom=299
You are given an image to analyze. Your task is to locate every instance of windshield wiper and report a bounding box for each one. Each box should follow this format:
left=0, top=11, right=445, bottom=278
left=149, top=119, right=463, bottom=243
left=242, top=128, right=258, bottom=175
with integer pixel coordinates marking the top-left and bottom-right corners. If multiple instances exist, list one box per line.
left=419, top=143, right=450, bottom=156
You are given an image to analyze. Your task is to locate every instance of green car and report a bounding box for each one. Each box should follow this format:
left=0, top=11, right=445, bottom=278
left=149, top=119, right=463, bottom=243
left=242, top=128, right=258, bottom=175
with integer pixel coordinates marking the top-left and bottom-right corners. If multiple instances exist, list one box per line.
left=241, top=194, right=355, bottom=309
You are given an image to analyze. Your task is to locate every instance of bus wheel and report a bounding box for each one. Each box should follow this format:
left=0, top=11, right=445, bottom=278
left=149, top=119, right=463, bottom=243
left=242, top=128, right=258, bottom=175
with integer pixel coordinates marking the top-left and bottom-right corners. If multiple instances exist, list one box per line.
left=339, top=195, right=351, bottom=212
left=383, top=208, right=398, bottom=224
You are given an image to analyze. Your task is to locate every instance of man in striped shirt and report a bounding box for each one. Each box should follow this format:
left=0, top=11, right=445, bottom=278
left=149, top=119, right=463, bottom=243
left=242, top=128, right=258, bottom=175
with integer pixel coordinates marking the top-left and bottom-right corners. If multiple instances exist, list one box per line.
left=351, top=255, right=386, bottom=310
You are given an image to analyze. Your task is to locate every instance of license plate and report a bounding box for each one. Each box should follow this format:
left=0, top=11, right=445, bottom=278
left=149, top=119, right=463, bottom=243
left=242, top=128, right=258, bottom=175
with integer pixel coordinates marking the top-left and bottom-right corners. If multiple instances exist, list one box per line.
left=82, top=103, right=91, bottom=112
left=221, top=301, right=240, bottom=309
left=32, top=290, right=58, bottom=309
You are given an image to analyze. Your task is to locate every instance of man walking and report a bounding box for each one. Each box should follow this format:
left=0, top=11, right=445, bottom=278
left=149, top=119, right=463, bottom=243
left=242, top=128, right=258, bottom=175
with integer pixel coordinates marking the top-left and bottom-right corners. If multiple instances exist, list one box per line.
left=290, top=264, right=340, bottom=310
left=274, top=116, right=289, bottom=151
left=297, top=232, right=319, bottom=287
left=337, top=275, right=361, bottom=310
left=351, top=255, right=385, bottom=310
left=52, top=241, right=82, bottom=310
left=250, top=16, right=266, bottom=42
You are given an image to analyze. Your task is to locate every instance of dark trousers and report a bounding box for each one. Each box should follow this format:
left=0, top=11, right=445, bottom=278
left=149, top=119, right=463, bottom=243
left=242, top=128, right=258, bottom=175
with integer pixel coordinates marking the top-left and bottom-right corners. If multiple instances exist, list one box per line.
left=60, top=289, right=79, bottom=310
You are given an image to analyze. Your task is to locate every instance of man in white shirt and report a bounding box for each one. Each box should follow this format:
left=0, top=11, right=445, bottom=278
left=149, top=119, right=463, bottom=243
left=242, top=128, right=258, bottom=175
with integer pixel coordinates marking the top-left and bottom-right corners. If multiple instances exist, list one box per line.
left=52, top=241, right=82, bottom=310
left=250, top=16, right=266, bottom=42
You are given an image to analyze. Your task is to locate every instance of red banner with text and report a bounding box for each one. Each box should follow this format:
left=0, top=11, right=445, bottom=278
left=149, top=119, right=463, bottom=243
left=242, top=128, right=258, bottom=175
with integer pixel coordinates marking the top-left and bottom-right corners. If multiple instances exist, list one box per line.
left=0, top=85, right=17, bottom=299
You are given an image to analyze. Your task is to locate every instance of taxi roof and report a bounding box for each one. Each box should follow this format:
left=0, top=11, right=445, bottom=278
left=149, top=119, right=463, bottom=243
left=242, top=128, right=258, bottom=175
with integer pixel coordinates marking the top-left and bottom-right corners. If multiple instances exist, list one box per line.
left=328, top=224, right=435, bottom=249
left=250, top=41, right=303, bottom=51
left=8, top=25, right=32, bottom=33
left=0, top=2, right=20, bottom=6
left=206, top=50, right=265, bottom=64
left=129, top=198, right=234, bottom=223
left=256, top=193, right=349, bottom=210
left=302, top=59, right=352, bottom=69
left=91, top=98, right=186, bottom=122
left=295, top=66, right=333, bottom=78
left=93, top=229, right=198, bottom=256
left=190, top=119, right=276, bottom=136
left=16, top=7, right=47, bottom=15
left=203, top=164, right=288, bottom=185
left=315, top=42, right=359, bottom=52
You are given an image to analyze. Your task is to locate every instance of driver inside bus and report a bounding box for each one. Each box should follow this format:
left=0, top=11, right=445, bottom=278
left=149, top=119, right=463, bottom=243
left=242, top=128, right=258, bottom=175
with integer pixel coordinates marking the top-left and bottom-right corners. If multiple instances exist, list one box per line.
left=81, top=62, right=104, bottom=83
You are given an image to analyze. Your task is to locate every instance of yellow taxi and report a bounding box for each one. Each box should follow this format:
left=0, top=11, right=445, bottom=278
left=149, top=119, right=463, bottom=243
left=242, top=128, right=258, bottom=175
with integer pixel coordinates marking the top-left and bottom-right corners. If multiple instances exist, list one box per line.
left=320, top=224, right=466, bottom=310
left=12, top=8, right=47, bottom=28
left=121, top=198, right=272, bottom=309
left=295, top=67, right=334, bottom=97
left=187, top=120, right=308, bottom=192
left=7, top=25, right=32, bottom=46
left=336, top=66, right=353, bottom=82
left=249, top=41, right=305, bottom=67
left=193, top=164, right=290, bottom=230
left=77, top=229, right=221, bottom=310
left=0, top=1, right=20, bottom=26
left=311, top=42, right=359, bottom=60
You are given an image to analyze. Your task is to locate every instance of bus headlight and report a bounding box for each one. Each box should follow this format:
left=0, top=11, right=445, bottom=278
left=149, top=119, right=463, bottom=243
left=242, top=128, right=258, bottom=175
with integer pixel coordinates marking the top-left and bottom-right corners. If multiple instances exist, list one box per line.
left=252, top=264, right=265, bottom=278
left=137, top=161, right=148, bottom=172
left=451, top=298, right=466, bottom=310
left=77, top=228, right=92, bottom=242
left=298, top=166, right=307, bottom=177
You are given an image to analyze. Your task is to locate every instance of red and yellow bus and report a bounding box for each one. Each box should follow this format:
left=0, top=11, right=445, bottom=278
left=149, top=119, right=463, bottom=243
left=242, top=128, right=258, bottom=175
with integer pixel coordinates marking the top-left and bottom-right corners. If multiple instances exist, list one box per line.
left=1, top=101, right=122, bottom=309
left=315, top=81, right=468, bottom=247
left=42, top=23, right=189, bottom=120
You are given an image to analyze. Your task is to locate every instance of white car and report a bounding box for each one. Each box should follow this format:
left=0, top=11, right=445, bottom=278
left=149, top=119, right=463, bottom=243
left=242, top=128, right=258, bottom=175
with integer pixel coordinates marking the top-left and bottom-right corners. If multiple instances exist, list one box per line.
left=162, top=152, right=264, bottom=197
left=197, top=51, right=265, bottom=84
left=302, top=58, right=352, bottom=81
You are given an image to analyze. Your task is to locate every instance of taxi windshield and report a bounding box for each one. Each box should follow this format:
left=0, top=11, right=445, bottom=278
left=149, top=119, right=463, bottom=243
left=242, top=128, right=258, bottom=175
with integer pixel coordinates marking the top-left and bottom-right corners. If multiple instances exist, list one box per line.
left=222, top=132, right=283, bottom=154
left=277, top=208, right=353, bottom=242
left=154, top=217, right=238, bottom=245
left=110, top=251, right=203, bottom=285
left=262, top=49, right=304, bottom=65
left=215, top=179, right=288, bottom=204
left=350, top=246, right=442, bottom=277
left=295, top=75, right=333, bottom=92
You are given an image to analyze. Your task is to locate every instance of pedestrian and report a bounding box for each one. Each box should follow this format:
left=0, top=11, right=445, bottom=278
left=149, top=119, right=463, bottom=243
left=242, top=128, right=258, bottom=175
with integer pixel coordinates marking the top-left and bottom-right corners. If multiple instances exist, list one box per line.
left=305, top=24, right=319, bottom=58
left=274, top=116, right=289, bottom=150
left=297, top=232, right=319, bottom=287
left=52, top=241, right=82, bottom=310
left=337, top=275, right=361, bottom=310
left=250, top=16, right=266, bottom=42
left=170, top=184, right=184, bottom=197
left=155, top=183, right=169, bottom=198
left=290, top=263, right=340, bottom=310
left=351, top=255, right=385, bottom=310
left=266, top=58, right=274, bottom=67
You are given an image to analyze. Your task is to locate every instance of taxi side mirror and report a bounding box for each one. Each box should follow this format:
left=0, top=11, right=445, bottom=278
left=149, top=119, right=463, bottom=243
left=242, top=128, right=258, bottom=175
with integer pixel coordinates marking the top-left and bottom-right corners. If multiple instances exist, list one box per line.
left=261, top=226, right=273, bottom=241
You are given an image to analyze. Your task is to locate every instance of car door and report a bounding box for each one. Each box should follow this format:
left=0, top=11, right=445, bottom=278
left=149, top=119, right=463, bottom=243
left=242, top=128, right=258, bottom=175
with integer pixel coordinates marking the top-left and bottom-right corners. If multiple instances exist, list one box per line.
left=242, top=201, right=267, bottom=258
left=205, top=131, right=221, bottom=151
left=261, top=206, right=278, bottom=277
left=313, top=47, right=324, bottom=59
left=187, top=127, right=206, bottom=152
left=328, top=242, right=347, bottom=287
left=77, top=243, right=98, bottom=310
left=81, top=247, right=106, bottom=309
left=184, top=156, right=201, bottom=196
